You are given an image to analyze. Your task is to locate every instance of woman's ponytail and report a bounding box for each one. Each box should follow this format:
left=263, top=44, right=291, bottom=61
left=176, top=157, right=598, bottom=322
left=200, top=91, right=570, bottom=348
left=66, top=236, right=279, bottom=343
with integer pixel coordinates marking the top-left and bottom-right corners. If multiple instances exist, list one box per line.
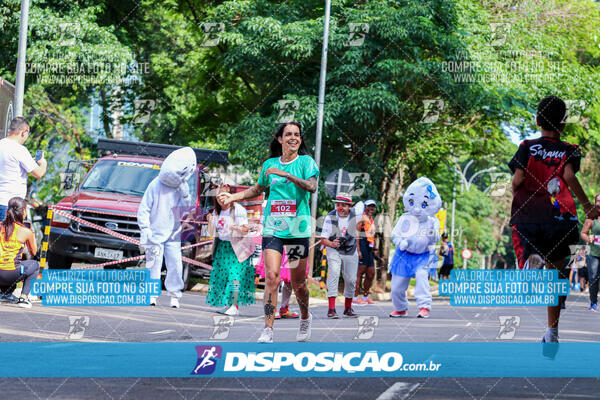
left=2, top=197, right=27, bottom=241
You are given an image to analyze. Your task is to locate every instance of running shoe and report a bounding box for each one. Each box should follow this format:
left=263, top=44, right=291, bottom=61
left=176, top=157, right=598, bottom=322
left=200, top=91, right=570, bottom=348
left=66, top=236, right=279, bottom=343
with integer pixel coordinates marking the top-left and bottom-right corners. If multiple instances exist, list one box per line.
left=364, top=298, right=376, bottom=305
left=343, top=308, right=359, bottom=318
left=296, top=313, right=313, bottom=342
left=170, top=297, right=180, bottom=308
left=274, top=312, right=281, bottom=319
left=280, top=310, right=299, bottom=319
left=223, top=305, right=239, bottom=316
left=354, top=298, right=366, bottom=306
left=0, top=293, right=19, bottom=304
left=327, top=308, right=339, bottom=319
left=589, top=303, right=598, bottom=312
left=389, top=309, right=407, bottom=318
left=17, top=297, right=32, bottom=309
left=542, top=327, right=559, bottom=343
left=417, top=308, right=430, bottom=318
left=541, top=334, right=559, bottom=343
left=258, top=327, right=274, bottom=343
left=149, top=296, right=157, bottom=306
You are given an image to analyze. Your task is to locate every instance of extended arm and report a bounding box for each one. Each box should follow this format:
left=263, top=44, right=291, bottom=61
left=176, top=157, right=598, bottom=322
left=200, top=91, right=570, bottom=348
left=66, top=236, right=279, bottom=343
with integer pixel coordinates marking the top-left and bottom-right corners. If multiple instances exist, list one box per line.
left=581, top=219, right=594, bottom=244
left=563, top=163, right=599, bottom=219
left=221, top=184, right=265, bottom=205
left=286, top=174, right=317, bottom=193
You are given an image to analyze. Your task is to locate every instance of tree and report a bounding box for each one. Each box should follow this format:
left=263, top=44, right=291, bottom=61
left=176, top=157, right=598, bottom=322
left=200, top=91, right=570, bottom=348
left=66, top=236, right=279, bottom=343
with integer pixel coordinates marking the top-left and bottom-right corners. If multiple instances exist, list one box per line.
left=0, top=0, right=134, bottom=202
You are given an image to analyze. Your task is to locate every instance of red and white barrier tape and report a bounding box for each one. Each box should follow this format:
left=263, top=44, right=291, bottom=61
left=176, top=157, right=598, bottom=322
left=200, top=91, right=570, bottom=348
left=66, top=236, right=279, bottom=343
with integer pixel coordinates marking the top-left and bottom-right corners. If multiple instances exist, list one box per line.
left=53, top=208, right=141, bottom=246
left=52, top=205, right=137, bottom=219
left=52, top=205, right=207, bottom=224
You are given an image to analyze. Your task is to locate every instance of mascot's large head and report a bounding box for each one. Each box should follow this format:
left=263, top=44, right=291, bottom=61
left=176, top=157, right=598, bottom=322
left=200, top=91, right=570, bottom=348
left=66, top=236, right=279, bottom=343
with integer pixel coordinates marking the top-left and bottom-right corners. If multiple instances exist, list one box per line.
left=402, top=177, right=442, bottom=218
left=159, top=147, right=197, bottom=188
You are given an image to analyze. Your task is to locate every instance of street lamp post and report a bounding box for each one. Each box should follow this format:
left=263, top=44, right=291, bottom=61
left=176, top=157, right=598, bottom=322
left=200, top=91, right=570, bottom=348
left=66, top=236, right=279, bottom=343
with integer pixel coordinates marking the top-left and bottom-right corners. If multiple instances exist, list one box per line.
left=308, top=0, right=331, bottom=275
left=14, top=0, right=30, bottom=117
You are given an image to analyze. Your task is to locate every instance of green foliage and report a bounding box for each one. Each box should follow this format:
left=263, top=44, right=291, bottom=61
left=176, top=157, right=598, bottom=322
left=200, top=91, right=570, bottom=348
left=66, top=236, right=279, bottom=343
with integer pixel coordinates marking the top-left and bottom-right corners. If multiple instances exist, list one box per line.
left=2, top=0, right=600, bottom=266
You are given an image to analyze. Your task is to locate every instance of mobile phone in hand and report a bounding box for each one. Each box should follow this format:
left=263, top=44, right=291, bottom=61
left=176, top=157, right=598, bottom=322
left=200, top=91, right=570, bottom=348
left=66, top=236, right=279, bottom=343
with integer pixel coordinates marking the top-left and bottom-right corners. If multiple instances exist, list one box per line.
left=35, top=150, right=44, bottom=161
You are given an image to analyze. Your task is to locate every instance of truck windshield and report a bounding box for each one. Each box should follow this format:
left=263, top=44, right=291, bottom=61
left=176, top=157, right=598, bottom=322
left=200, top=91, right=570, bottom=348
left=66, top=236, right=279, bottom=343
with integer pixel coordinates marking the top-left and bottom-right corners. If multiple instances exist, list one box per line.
left=80, top=160, right=196, bottom=196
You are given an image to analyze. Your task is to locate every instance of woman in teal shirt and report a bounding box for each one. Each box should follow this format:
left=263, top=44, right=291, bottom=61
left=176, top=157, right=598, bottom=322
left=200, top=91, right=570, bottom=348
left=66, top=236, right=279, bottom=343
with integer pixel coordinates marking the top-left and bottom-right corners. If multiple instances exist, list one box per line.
left=218, top=122, right=319, bottom=343
left=581, top=193, right=600, bottom=312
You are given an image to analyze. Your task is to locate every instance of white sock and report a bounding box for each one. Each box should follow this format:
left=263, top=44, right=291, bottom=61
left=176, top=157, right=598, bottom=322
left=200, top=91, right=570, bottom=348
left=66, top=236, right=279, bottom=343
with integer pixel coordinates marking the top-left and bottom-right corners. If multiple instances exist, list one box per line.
left=544, top=327, right=558, bottom=342
left=362, top=296, right=369, bottom=301
left=353, top=296, right=358, bottom=301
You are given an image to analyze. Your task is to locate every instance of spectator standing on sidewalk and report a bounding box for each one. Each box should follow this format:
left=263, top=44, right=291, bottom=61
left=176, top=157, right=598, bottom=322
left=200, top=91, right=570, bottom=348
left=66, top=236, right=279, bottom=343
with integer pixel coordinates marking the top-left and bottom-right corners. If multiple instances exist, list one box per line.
left=354, top=199, right=382, bottom=305
left=320, top=193, right=360, bottom=319
left=0, top=117, right=47, bottom=221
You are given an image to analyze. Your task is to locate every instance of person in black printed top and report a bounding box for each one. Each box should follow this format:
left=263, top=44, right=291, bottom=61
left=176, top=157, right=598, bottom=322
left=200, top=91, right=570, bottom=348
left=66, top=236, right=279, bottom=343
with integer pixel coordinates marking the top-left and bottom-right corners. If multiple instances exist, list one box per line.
left=509, top=95, right=600, bottom=343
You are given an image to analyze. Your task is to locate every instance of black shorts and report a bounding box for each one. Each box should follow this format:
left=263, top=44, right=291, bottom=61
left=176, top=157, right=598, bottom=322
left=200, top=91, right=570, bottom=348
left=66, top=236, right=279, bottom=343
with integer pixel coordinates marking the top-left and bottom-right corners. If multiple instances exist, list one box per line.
left=262, top=236, right=310, bottom=260
left=577, top=266, right=589, bottom=281
left=514, top=220, right=579, bottom=263
left=358, top=239, right=375, bottom=267
left=439, top=263, right=454, bottom=276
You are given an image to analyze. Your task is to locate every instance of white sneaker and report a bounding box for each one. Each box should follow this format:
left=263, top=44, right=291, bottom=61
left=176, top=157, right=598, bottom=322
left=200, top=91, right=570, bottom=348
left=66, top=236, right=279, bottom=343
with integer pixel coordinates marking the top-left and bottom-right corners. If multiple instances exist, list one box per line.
left=224, top=305, right=239, bottom=316
left=296, top=313, right=312, bottom=342
left=170, top=297, right=180, bottom=308
left=257, top=327, right=273, bottom=343
left=17, top=297, right=32, bottom=309
left=29, top=296, right=42, bottom=303
left=150, top=297, right=157, bottom=306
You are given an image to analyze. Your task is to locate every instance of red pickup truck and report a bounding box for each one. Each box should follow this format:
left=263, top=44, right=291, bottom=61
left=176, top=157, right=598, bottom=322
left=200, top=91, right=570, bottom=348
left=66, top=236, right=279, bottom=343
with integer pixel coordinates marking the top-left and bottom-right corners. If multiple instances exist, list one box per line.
left=47, top=138, right=263, bottom=290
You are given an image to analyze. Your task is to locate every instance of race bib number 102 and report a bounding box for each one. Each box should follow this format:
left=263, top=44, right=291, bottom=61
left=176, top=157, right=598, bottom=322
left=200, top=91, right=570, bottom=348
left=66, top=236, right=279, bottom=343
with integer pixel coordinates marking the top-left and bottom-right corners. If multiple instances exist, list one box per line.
left=271, top=200, right=297, bottom=217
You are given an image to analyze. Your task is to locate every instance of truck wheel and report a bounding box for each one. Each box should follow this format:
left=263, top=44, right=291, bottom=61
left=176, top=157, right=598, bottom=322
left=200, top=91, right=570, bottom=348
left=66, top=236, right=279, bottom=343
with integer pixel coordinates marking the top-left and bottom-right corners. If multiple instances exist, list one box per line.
left=47, top=252, right=73, bottom=269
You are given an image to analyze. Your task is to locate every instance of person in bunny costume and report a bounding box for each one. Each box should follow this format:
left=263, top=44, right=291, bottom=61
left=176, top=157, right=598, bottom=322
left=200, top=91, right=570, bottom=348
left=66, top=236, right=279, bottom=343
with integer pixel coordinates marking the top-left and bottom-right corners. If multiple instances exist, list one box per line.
left=137, top=147, right=197, bottom=308
left=389, top=177, right=442, bottom=319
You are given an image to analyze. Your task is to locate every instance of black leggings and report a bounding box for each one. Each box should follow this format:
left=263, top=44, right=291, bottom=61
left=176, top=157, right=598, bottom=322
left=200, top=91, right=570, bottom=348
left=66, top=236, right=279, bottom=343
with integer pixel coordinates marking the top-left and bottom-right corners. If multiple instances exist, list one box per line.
left=0, top=260, right=40, bottom=296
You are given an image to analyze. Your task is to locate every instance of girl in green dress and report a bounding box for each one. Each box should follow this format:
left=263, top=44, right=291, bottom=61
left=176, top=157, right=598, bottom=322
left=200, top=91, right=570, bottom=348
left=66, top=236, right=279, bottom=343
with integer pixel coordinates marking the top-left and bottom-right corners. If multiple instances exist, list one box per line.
left=206, top=185, right=256, bottom=316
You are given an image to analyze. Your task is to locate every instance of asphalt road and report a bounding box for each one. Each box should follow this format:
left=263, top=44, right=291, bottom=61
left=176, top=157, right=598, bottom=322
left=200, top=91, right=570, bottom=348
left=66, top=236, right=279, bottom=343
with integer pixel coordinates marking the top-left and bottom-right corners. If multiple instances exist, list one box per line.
left=1, top=291, right=598, bottom=399
left=1, top=291, right=598, bottom=342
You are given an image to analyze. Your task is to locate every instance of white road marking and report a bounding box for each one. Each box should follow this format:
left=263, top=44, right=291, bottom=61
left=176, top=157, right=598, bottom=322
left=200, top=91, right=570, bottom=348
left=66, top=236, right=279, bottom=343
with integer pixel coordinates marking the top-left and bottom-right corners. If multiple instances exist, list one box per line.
left=376, top=382, right=421, bottom=400
left=448, top=334, right=459, bottom=341
left=148, top=330, right=176, bottom=335
left=474, top=313, right=480, bottom=318
left=466, top=322, right=472, bottom=327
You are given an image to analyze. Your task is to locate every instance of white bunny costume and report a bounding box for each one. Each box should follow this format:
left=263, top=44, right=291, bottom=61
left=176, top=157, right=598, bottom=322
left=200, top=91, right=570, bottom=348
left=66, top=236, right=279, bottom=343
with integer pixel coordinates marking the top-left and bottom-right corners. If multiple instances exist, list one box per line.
left=137, top=147, right=196, bottom=301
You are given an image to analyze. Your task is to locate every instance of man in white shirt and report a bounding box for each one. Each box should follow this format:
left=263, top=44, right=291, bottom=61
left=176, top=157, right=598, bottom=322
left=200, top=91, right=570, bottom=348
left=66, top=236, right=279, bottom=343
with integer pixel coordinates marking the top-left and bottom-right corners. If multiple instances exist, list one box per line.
left=320, top=193, right=360, bottom=319
left=0, top=117, right=47, bottom=221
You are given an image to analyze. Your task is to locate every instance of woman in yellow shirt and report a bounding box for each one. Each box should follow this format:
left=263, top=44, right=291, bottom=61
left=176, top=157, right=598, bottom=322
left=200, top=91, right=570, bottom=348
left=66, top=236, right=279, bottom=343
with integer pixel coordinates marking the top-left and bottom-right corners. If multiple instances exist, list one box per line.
left=0, top=197, right=39, bottom=308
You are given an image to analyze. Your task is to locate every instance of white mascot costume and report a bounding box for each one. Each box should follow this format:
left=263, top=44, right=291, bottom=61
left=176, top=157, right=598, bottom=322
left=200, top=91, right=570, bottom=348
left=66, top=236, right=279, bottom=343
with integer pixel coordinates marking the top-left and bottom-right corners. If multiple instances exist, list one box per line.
left=389, top=177, right=441, bottom=318
left=137, top=147, right=197, bottom=308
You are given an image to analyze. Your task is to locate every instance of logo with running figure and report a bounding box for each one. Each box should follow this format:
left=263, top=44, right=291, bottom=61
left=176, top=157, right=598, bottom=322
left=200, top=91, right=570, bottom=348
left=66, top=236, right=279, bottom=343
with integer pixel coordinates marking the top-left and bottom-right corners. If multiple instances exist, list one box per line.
left=191, top=345, right=223, bottom=375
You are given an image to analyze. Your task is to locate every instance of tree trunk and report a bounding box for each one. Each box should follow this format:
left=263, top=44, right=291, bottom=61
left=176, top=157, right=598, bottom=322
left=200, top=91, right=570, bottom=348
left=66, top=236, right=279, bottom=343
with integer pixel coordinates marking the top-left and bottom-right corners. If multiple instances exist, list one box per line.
left=376, top=165, right=404, bottom=292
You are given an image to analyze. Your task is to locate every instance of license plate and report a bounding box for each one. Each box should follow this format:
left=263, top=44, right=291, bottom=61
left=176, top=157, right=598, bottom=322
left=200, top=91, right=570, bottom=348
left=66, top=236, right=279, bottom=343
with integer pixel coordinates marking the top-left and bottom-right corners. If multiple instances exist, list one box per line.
left=94, top=247, right=123, bottom=260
